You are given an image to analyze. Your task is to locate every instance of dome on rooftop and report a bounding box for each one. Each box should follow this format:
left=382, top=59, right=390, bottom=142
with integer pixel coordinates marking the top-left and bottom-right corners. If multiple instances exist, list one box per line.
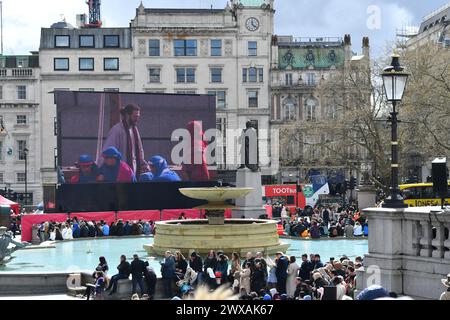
left=50, top=20, right=75, bottom=29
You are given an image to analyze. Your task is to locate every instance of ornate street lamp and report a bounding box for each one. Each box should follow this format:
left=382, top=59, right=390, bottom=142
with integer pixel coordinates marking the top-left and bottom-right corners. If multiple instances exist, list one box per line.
left=382, top=54, right=409, bottom=209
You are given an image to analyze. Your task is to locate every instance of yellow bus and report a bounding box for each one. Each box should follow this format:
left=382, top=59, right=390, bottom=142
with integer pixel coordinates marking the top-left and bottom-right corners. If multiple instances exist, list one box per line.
left=400, top=182, right=450, bottom=207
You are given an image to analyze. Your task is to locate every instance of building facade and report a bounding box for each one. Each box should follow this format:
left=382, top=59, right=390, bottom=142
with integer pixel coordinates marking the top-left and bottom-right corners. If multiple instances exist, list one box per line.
left=131, top=0, right=275, bottom=182
left=270, top=35, right=371, bottom=185
left=0, top=53, right=41, bottom=206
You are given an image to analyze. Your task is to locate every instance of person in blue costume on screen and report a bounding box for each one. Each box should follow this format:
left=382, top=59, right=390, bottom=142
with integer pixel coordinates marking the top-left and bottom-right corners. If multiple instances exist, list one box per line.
left=139, top=156, right=181, bottom=182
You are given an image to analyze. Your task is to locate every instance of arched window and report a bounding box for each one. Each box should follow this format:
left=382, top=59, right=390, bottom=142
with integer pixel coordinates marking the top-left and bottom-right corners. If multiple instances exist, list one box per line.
left=305, top=98, right=317, bottom=122
left=283, top=98, right=297, bottom=121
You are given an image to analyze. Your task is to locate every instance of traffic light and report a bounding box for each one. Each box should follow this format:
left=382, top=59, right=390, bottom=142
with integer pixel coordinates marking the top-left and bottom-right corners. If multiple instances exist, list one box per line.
left=349, top=177, right=357, bottom=190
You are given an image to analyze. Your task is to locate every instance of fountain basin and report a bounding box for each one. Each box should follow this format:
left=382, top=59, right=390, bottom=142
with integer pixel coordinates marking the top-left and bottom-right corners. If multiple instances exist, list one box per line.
left=144, top=219, right=290, bottom=256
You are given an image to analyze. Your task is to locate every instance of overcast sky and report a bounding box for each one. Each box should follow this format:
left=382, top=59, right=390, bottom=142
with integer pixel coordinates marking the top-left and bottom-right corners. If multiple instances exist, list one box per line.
left=2, top=0, right=449, bottom=57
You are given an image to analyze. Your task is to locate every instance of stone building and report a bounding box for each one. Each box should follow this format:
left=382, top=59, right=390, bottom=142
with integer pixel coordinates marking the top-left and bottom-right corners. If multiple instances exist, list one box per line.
left=0, top=53, right=41, bottom=206
left=270, top=35, right=371, bottom=185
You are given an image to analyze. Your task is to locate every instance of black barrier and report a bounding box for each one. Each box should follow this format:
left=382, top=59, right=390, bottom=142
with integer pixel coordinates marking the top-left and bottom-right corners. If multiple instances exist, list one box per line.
left=52, top=181, right=228, bottom=213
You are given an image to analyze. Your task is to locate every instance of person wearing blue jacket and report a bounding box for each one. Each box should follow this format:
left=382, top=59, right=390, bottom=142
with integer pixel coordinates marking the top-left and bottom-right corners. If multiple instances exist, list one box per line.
left=275, top=252, right=289, bottom=295
left=160, top=251, right=176, bottom=298
left=140, top=156, right=181, bottom=182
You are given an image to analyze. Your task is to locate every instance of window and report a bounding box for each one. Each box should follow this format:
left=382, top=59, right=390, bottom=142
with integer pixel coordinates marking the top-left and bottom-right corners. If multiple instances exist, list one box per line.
left=211, top=39, right=222, bottom=56
left=243, top=67, right=263, bottom=83
left=210, top=68, right=223, bottom=83
left=16, top=115, right=27, bottom=125
left=104, top=58, right=119, bottom=71
left=79, top=58, right=94, bottom=71
left=149, top=68, right=161, bottom=83
left=17, top=86, right=27, bottom=100
left=0, top=86, right=3, bottom=100
left=285, top=73, right=293, bottom=86
left=149, top=40, right=160, bottom=56
left=17, top=140, right=27, bottom=160
left=284, top=98, right=297, bottom=121
left=55, top=35, right=70, bottom=48
left=248, top=41, right=257, bottom=56
left=248, top=90, right=258, bottom=108
left=0, top=172, right=3, bottom=183
left=79, top=88, right=94, bottom=92
left=176, top=68, right=196, bottom=83
left=104, top=35, right=120, bottom=48
left=54, top=58, right=69, bottom=71
left=104, top=88, right=119, bottom=92
left=79, top=35, right=95, bottom=48
left=305, top=98, right=317, bottom=121
left=0, top=141, right=3, bottom=161
left=17, top=173, right=26, bottom=184
left=307, top=73, right=316, bottom=86
left=174, top=39, right=197, bottom=56
left=208, top=90, right=227, bottom=109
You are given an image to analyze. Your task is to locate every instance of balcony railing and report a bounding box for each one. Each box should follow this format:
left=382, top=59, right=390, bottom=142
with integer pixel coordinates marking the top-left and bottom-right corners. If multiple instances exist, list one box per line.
left=271, top=80, right=317, bottom=88
left=0, top=68, right=34, bottom=78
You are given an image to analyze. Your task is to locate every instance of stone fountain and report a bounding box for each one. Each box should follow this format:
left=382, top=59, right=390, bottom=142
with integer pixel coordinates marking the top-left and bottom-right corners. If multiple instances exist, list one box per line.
left=143, top=187, right=290, bottom=256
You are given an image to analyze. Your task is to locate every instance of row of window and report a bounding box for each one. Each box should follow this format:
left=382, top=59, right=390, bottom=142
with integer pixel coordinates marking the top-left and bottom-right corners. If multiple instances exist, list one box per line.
left=0, top=85, right=27, bottom=100
left=54, top=57, right=119, bottom=71
left=55, top=35, right=120, bottom=48
left=0, top=139, right=27, bottom=161
left=149, top=39, right=258, bottom=57
left=0, top=172, right=28, bottom=184
left=148, top=66, right=264, bottom=84
left=283, top=73, right=317, bottom=86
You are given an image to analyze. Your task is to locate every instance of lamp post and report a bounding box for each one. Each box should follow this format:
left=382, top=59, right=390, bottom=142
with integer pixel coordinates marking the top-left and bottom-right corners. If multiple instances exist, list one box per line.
left=382, top=54, right=409, bottom=209
left=24, top=148, right=29, bottom=206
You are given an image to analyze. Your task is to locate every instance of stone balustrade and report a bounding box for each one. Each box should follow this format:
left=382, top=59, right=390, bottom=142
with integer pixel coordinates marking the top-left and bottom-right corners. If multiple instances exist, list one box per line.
left=357, top=206, right=450, bottom=300
left=0, top=68, right=34, bottom=78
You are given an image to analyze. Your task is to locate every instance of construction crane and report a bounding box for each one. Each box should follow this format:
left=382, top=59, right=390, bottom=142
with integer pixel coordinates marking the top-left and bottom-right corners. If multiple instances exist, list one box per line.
left=84, top=0, right=102, bottom=28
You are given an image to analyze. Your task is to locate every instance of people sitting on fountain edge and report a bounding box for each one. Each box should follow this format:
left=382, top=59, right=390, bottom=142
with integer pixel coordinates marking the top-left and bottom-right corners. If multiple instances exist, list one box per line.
left=139, top=155, right=181, bottom=182
left=71, top=154, right=99, bottom=184
left=97, top=147, right=136, bottom=183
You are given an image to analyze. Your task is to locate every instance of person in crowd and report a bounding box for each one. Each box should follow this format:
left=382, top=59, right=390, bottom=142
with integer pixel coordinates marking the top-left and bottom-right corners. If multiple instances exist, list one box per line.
left=175, top=251, right=188, bottom=278
left=72, top=221, right=80, bottom=239
left=105, top=255, right=131, bottom=295
left=239, top=262, right=252, bottom=295
left=229, top=252, right=241, bottom=282
left=189, top=252, right=204, bottom=284
left=101, top=103, right=146, bottom=177
left=160, top=251, right=176, bottom=298
left=275, top=252, right=289, bottom=295
left=440, top=274, right=450, bottom=300
left=140, top=156, right=181, bottom=182
left=363, top=221, right=369, bottom=237
left=353, top=222, right=363, bottom=237
left=130, top=254, right=147, bottom=296
left=95, top=256, right=109, bottom=275
left=178, top=212, right=187, bottom=220
left=124, top=221, right=132, bottom=236
left=102, top=222, right=110, bottom=237
left=115, top=219, right=125, bottom=236
left=299, top=254, right=313, bottom=282
left=204, top=250, right=218, bottom=274
left=251, top=262, right=266, bottom=294
left=93, top=271, right=106, bottom=300
left=322, top=207, right=330, bottom=227
left=254, top=252, right=268, bottom=280
left=62, top=223, right=73, bottom=240
left=287, top=256, right=300, bottom=297
left=242, top=252, right=255, bottom=271
left=54, top=227, right=63, bottom=241
left=97, top=147, right=136, bottom=183
left=95, top=223, right=104, bottom=237
left=71, top=155, right=99, bottom=184
left=344, top=223, right=354, bottom=238
left=143, top=222, right=152, bottom=235
left=87, top=221, right=96, bottom=237
left=79, top=221, right=89, bottom=238
left=313, top=254, right=324, bottom=269
left=310, top=221, right=321, bottom=239
left=9, top=220, right=18, bottom=239
left=216, top=254, right=229, bottom=284
left=266, top=256, right=278, bottom=289
left=144, top=262, right=157, bottom=299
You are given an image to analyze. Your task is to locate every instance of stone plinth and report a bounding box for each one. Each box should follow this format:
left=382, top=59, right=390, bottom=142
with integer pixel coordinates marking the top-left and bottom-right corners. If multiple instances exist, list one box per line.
left=233, top=168, right=265, bottom=219
left=356, top=185, right=377, bottom=210
left=357, top=206, right=450, bottom=300
left=144, top=219, right=290, bottom=257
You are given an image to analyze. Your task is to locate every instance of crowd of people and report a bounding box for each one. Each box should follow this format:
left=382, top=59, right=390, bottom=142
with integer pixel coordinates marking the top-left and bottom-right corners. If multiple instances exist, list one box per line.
left=36, top=218, right=156, bottom=242
left=276, top=204, right=368, bottom=239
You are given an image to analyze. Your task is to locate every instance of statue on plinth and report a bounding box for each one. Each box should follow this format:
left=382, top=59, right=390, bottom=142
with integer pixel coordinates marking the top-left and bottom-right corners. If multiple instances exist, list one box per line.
left=0, top=227, right=29, bottom=265
left=239, top=121, right=259, bottom=172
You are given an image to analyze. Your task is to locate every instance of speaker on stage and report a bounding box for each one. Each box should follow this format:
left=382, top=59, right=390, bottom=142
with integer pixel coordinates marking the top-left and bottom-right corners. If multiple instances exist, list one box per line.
left=432, top=157, right=448, bottom=196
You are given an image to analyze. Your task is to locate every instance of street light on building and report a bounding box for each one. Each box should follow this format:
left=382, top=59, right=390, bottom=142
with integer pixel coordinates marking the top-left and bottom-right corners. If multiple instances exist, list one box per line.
left=382, top=54, right=409, bottom=209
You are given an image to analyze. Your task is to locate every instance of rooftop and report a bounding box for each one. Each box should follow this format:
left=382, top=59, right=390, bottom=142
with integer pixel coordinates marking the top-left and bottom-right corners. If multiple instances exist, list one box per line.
left=419, top=2, right=450, bottom=33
